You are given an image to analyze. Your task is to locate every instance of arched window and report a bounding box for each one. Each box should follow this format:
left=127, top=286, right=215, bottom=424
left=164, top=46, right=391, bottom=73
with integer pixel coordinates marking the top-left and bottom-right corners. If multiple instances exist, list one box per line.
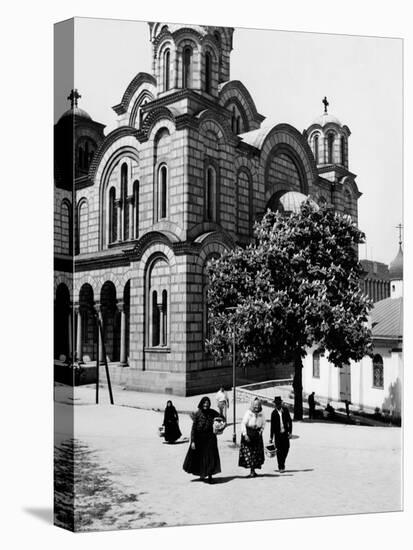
left=161, top=289, right=168, bottom=346
left=182, top=47, right=192, bottom=88
left=152, top=290, right=160, bottom=347
left=344, top=189, right=352, bottom=217
left=163, top=49, right=170, bottom=91
left=60, top=200, right=72, bottom=255
left=146, top=256, right=170, bottom=349
left=109, top=187, right=117, bottom=243
left=231, top=107, right=236, bottom=133
left=158, top=164, right=168, bottom=220
left=121, top=163, right=128, bottom=241
left=77, top=199, right=89, bottom=254
left=133, top=180, right=139, bottom=239
left=312, top=350, right=321, bottom=378
left=205, top=51, right=212, bottom=94
left=205, top=165, right=217, bottom=221
left=236, top=116, right=241, bottom=134
left=314, top=134, right=319, bottom=164
left=327, top=133, right=335, bottom=164
left=138, top=99, right=148, bottom=128
left=372, top=354, right=384, bottom=389
left=341, top=136, right=346, bottom=165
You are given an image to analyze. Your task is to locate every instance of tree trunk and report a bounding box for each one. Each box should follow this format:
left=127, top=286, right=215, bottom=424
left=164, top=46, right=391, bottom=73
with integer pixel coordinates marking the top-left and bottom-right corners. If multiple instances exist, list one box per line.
left=293, top=353, right=303, bottom=421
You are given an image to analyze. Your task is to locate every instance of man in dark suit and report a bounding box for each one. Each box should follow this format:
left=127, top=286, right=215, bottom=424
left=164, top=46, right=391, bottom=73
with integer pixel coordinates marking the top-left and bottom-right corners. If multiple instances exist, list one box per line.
left=270, top=396, right=292, bottom=473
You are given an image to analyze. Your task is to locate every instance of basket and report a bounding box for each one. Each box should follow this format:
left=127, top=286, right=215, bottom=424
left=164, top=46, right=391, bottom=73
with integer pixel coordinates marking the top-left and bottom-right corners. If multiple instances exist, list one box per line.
left=265, top=444, right=277, bottom=458
left=158, top=426, right=165, bottom=437
left=213, top=417, right=226, bottom=435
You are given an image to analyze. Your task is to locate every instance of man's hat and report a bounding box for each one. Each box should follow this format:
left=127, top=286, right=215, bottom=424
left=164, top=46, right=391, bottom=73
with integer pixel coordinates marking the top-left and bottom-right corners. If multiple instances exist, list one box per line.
left=274, top=395, right=282, bottom=403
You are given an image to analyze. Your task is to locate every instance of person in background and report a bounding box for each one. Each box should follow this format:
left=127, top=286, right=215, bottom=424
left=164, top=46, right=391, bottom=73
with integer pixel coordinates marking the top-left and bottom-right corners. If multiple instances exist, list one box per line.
left=308, top=392, right=316, bottom=420
left=324, top=402, right=336, bottom=419
left=270, top=396, right=292, bottom=473
left=162, top=400, right=182, bottom=443
left=238, top=398, right=266, bottom=477
left=215, top=386, right=229, bottom=421
left=183, top=396, right=223, bottom=483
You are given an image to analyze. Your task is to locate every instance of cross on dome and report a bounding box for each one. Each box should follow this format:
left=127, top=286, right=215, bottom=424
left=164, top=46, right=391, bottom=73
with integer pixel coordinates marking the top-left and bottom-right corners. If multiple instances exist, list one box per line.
left=68, top=89, right=81, bottom=109
left=322, top=96, right=329, bottom=113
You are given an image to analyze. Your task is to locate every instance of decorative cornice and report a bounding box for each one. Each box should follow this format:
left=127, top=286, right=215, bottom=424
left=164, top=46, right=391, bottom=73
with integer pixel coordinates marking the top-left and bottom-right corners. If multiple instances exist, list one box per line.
left=74, top=252, right=131, bottom=272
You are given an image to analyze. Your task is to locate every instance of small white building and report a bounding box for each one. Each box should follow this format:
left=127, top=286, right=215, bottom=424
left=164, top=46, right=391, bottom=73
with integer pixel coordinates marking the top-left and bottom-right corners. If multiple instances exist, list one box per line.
left=302, top=245, right=403, bottom=419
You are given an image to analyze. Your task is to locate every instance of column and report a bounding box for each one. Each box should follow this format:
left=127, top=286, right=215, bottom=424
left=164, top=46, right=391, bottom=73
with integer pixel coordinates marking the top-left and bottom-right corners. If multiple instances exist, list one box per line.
left=75, top=305, right=82, bottom=364
left=116, top=199, right=122, bottom=242
left=95, top=303, right=104, bottom=363
left=160, top=303, right=166, bottom=347
left=67, top=303, right=73, bottom=363
left=128, top=197, right=134, bottom=241
left=118, top=301, right=127, bottom=366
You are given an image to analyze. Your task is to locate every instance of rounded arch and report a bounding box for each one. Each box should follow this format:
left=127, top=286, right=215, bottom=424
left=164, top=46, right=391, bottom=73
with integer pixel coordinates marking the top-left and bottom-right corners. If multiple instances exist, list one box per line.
left=259, top=124, right=317, bottom=196
left=144, top=252, right=171, bottom=348
left=141, top=106, right=177, bottom=139
left=54, top=273, right=73, bottom=298
left=54, top=282, right=71, bottom=360
left=100, top=280, right=120, bottom=362
left=98, top=145, right=140, bottom=249
left=219, top=80, right=264, bottom=128
left=77, top=282, right=96, bottom=363
left=112, top=72, right=156, bottom=116
left=224, top=96, right=250, bottom=134
left=264, top=142, right=310, bottom=199
left=198, top=114, right=229, bottom=147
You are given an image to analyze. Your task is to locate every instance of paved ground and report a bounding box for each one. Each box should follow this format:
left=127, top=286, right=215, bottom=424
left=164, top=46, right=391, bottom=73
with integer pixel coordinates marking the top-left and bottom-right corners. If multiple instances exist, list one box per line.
left=54, top=386, right=402, bottom=531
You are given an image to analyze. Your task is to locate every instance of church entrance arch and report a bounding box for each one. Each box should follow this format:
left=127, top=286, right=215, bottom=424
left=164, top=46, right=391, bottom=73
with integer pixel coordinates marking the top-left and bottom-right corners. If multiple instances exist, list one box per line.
left=78, top=283, right=96, bottom=362
left=54, top=283, right=71, bottom=360
left=100, top=281, right=120, bottom=362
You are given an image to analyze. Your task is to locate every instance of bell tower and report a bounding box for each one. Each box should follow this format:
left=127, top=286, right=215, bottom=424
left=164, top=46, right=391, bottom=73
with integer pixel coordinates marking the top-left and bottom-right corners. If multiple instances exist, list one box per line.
left=148, top=22, right=234, bottom=100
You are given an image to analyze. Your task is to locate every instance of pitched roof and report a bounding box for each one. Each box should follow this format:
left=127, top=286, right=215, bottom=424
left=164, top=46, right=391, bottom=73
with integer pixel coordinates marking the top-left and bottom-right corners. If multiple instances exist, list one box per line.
left=371, top=297, right=403, bottom=339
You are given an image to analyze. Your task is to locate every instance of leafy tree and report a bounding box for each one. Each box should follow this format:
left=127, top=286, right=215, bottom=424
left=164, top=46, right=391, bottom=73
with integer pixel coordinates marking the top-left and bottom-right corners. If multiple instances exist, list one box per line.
left=206, top=200, right=373, bottom=420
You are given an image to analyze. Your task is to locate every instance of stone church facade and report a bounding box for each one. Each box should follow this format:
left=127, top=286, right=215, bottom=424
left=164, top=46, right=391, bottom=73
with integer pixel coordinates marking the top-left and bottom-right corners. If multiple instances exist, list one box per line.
left=54, top=22, right=361, bottom=395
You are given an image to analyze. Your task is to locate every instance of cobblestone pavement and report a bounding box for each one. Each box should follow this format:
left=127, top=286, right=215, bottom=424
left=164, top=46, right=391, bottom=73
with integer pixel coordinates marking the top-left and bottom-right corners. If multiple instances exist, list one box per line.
left=54, top=393, right=402, bottom=531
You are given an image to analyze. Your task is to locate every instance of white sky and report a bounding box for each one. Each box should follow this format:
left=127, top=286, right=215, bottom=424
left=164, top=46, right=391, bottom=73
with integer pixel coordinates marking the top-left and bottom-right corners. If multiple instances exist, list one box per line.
left=65, top=17, right=403, bottom=265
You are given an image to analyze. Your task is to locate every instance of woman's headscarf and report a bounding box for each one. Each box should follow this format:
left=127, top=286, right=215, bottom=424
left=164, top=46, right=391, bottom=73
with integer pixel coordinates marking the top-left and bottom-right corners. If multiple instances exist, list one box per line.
left=198, top=396, right=211, bottom=409
left=164, top=400, right=177, bottom=421
left=250, top=398, right=263, bottom=413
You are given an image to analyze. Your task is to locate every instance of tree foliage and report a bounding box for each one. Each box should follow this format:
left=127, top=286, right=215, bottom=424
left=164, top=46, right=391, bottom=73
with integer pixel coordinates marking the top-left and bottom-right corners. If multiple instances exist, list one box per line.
left=206, top=201, right=373, bottom=417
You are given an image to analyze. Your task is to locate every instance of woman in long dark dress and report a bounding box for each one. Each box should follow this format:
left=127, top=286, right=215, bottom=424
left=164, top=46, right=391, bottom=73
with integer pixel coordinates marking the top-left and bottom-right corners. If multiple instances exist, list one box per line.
left=238, top=398, right=266, bottom=477
left=183, top=396, right=223, bottom=483
left=163, top=400, right=182, bottom=443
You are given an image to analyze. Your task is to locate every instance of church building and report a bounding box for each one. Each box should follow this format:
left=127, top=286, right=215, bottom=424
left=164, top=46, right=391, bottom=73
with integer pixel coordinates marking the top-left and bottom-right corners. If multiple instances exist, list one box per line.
left=54, top=22, right=361, bottom=395
left=302, top=243, right=403, bottom=419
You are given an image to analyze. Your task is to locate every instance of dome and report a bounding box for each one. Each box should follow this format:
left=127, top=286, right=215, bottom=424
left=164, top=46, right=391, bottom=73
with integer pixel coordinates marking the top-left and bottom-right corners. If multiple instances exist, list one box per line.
left=389, top=246, right=403, bottom=281
left=310, top=112, right=342, bottom=127
left=278, top=191, right=319, bottom=214
left=59, top=106, right=92, bottom=121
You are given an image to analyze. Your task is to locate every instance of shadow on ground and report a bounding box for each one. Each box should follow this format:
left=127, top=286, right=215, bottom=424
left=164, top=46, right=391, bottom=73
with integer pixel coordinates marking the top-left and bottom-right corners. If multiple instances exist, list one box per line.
left=54, top=438, right=167, bottom=531
left=23, top=508, right=53, bottom=524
